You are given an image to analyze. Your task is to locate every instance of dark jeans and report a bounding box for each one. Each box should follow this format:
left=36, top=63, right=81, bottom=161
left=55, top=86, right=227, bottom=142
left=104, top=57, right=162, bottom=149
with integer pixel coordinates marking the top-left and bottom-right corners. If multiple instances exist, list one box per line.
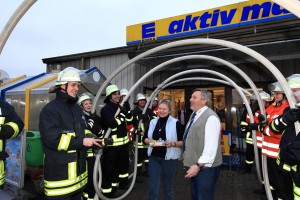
left=190, top=165, right=221, bottom=200
left=148, top=155, right=178, bottom=200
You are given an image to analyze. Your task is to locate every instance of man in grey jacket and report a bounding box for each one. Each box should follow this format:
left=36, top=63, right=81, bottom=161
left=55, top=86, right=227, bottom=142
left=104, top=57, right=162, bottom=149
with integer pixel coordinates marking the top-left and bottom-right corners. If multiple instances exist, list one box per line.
left=183, top=88, right=222, bottom=200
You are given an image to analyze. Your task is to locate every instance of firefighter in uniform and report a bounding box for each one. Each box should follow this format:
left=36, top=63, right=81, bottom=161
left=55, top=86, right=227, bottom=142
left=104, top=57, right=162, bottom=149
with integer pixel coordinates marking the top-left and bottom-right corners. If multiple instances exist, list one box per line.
left=78, top=93, right=103, bottom=200
left=269, top=74, right=300, bottom=200
left=131, top=93, right=156, bottom=181
left=100, top=85, right=132, bottom=197
left=39, top=67, right=102, bottom=200
left=0, top=99, right=24, bottom=188
left=120, top=89, right=135, bottom=141
left=120, top=89, right=131, bottom=112
left=250, top=82, right=289, bottom=199
left=152, top=97, right=159, bottom=116
left=240, top=91, right=271, bottom=174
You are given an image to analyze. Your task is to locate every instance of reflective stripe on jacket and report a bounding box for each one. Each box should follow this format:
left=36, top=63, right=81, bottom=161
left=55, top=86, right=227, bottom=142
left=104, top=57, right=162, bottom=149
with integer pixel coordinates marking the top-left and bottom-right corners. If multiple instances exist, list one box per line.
left=262, top=101, right=289, bottom=158
left=39, top=90, right=87, bottom=198
left=0, top=100, right=24, bottom=187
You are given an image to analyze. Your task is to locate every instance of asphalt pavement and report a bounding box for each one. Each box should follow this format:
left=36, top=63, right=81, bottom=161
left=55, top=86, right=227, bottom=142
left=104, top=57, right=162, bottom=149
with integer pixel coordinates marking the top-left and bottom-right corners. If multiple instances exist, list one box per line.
left=0, top=162, right=268, bottom=200
left=124, top=162, right=266, bottom=200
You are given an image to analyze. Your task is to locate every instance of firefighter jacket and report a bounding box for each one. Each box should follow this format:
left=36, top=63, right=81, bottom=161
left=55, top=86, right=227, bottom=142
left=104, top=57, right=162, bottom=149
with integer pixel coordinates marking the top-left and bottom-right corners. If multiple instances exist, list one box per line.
left=0, top=99, right=24, bottom=187
left=270, top=107, right=300, bottom=169
left=131, top=106, right=156, bottom=148
left=241, top=111, right=262, bottom=147
left=269, top=107, right=300, bottom=199
left=82, top=112, right=102, bottom=157
left=153, top=106, right=158, bottom=116
left=39, top=90, right=87, bottom=198
left=83, top=111, right=102, bottom=136
left=101, top=101, right=129, bottom=146
left=82, top=111, right=102, bottom=200
left=262, top=101, right=289, bottom=158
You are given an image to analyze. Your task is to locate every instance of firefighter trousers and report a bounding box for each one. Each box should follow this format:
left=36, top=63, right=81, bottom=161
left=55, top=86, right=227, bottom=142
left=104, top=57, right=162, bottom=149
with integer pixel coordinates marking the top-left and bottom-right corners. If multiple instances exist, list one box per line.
left=291, top=165, right=300, bottom=200
left=137, top=148, right=149, bottom=175
left=101, top=144, right=129, bottom=194
left=83, top=156, right=96, bottom=200
left=267, top=157, right=293, bottom=200
left=244, top=143, right=254, bottom=171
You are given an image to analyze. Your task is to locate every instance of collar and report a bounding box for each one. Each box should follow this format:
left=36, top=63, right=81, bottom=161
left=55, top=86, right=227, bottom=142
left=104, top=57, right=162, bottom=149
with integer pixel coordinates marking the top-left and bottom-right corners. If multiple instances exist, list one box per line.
left=195, top=106, right=208, bottom=115
left=56, top=89, right=78, bottom=104
left=83, top=109, right=91, bottom=116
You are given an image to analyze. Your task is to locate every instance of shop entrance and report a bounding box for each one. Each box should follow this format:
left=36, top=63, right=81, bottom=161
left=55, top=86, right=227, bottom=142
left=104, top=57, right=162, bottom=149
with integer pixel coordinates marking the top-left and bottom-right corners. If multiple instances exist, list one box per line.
left=153, top=87, right=226, bottom=129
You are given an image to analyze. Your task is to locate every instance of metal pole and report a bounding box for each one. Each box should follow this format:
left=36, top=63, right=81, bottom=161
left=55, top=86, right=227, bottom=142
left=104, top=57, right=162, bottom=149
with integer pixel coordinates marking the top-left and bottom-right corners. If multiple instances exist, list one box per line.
left=0, top=0, right=38, bottom=55
left=147, top=77, right=252, bottom=109
left=119, top=54, right=264, bottom=184
left=92, top=38, right=296, bottom=200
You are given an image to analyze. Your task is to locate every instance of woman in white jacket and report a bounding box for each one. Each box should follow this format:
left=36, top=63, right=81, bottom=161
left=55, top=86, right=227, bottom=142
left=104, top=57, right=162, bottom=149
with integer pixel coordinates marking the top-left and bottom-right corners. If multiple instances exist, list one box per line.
left=143, top=99, right=184, bottom=200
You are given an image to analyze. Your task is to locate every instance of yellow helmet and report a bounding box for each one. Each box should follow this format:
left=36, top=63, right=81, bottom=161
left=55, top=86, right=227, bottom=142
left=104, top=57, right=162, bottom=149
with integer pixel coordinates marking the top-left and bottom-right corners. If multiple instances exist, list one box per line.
left=55, top=67, right=81, bottom=86
left=106, top=85, right=119, bottom=96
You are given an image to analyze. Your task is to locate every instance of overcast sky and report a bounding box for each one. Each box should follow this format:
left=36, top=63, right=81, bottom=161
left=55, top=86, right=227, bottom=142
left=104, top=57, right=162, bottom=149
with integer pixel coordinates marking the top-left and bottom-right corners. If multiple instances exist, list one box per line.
left=0, top=0, right=244, bottom=78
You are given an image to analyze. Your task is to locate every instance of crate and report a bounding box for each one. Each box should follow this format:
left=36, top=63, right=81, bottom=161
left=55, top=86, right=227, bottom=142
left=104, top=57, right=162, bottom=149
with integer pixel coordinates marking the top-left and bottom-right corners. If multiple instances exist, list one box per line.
left=222, top=154, right=242, bottom=168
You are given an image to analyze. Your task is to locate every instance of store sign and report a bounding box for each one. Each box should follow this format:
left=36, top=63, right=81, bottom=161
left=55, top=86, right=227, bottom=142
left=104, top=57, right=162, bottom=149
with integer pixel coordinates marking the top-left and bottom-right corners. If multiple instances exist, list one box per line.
left=126, top=0, right=295, bottom=45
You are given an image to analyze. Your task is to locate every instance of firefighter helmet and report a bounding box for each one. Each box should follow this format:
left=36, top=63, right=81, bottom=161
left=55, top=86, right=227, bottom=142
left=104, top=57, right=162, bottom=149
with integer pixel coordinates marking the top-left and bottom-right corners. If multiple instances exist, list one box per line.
left=120, top=89, right=129, bottom=96
left=55, top=67, right=81, bottom=86
left=145, top=95, right=150, bottom=102
left=250, top=91, right=271, bottom=102
left=287, top=74, right=300, bottom=89
left=106, top=85, right=119, bottom=96
left=259, top=91, right=271, bottom=101
left=269, top=82, right=284, bottom=93
left=136, top=93, right=146, bottom=102
left=78, top=93, right=94, bottom=105
left=249, top=93, right=257, bottom=100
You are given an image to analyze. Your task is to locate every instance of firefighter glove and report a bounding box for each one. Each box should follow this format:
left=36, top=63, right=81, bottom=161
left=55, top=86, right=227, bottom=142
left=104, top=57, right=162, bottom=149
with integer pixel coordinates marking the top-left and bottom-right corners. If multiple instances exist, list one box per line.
left=240, top=125, right=247, bottom=132
left=249, top=121, right=267, bottom=132
left=119, top=105, right=132, bottom=118
left=85, top=133, right=97, bottom=138
left=119, top=104, right=129, bottom=113
left=258, top=114, right=265, bottom=122
left=103, top=138, right=114, bottom=146
left=249, top=123, right=259, bottom=131
left=240, top=123, right=248, bottom=133
left=282, top=108, right=300, bottom=124
left=258, top=120, right=268, bottom=132
left=135, top=128, right=143, bottom=135
left=139, top=114, right=149, bottom=121
left=118, top=112, right=127, bottom=122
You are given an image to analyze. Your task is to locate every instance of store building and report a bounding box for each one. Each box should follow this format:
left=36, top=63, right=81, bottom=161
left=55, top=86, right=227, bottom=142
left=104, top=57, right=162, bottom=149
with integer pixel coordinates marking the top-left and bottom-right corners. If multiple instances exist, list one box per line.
left=42, top=0, right=300, bottom=132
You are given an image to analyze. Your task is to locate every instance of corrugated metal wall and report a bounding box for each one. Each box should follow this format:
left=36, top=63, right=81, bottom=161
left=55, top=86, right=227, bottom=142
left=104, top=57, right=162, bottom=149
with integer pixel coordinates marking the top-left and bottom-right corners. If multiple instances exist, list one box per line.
left=89, top=53, right=137, bottom=105
left=90, top=53, right=133, bottom=88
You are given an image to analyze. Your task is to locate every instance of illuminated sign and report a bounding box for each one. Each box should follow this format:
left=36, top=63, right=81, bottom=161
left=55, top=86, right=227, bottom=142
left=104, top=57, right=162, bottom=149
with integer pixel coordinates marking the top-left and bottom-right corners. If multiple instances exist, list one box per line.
left=126, top=0, right=295, bottom=45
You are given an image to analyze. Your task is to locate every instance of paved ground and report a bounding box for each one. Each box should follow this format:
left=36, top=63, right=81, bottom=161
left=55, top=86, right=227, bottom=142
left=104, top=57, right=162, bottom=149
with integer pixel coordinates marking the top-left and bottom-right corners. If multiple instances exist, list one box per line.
left=0, top=162, right=268, bottom=200
left=124, top=164, right=267, bottom=200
